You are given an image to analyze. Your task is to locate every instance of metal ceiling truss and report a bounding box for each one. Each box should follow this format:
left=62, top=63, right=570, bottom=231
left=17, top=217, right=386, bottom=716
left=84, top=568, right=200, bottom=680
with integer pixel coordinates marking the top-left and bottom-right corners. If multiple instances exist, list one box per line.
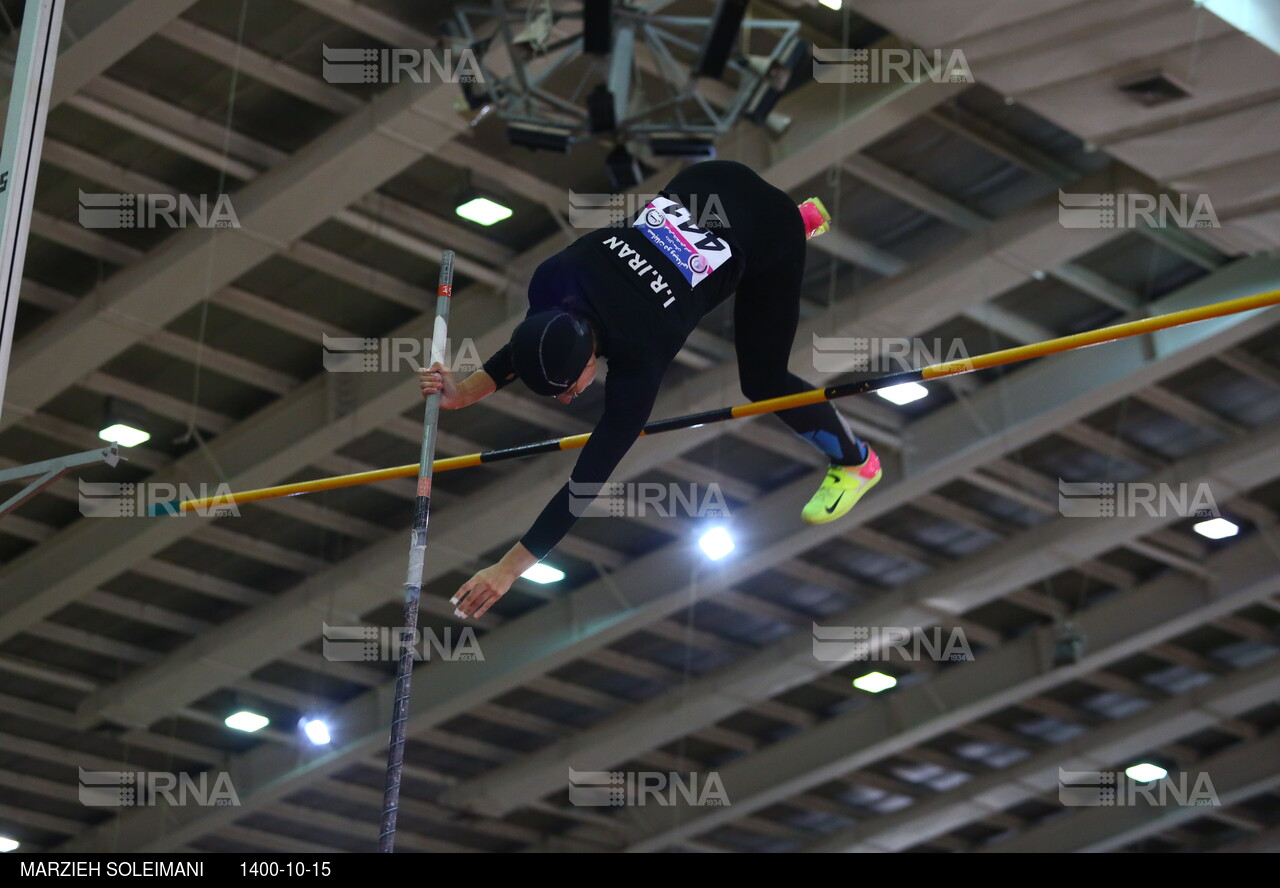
left=448, top=0, right=801, bottom=139
left=0, top=0, right=1277, bottom=855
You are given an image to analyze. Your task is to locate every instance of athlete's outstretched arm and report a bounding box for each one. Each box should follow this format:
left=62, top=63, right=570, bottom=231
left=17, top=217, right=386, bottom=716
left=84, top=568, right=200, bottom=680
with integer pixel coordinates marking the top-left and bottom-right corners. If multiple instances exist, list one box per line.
left=419, top=363, right=496, bottom=409
left=418, top=334, right=531, bottom=410
left=451, top=366, right=663, bottom=619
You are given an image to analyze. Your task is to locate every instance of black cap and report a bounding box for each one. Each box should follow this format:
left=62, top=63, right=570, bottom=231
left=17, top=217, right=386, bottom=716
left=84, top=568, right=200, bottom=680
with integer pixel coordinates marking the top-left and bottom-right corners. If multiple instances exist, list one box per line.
left=510, top=311, right=594, bottom=396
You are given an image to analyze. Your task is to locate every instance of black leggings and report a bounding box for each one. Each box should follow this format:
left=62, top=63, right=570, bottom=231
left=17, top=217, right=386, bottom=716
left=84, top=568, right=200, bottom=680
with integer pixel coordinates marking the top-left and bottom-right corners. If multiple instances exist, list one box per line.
left=668, top=161, right=867, bottom=466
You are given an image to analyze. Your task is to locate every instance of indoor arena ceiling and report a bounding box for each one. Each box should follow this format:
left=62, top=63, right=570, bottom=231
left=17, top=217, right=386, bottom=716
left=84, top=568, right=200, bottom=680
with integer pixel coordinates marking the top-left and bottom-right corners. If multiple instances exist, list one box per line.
left=0, top=0, right=1278, bottom=853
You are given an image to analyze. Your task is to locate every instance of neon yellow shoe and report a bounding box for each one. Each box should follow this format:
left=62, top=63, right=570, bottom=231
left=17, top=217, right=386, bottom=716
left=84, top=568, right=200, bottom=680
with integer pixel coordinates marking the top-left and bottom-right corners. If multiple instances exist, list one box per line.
left=798, top=196, right=832, bottom=239
left=801, top=448, right=881, bottom=524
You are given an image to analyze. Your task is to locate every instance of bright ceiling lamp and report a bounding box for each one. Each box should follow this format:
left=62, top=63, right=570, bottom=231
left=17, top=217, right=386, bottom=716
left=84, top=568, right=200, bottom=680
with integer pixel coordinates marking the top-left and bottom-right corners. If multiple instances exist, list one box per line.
left=876, top=382, right=929, bottom=405
left=302, top=718, right=331, bottom=745
left=698, top=526, right=735, bottom=560
left=98, top=422, right=151, bottom=448
left=455, top=196, right=513, bottom=226
left=225, top=710, right=270, bottom=733
left=1125, top=762, right=1167, bottom=783
left=522, top=563, right=565, bottom=584
left=1192, top=517, right=1238, bottom=540
left=852, top=671, right=897, bottom=693
left=98, top=398, right=151, bottom=447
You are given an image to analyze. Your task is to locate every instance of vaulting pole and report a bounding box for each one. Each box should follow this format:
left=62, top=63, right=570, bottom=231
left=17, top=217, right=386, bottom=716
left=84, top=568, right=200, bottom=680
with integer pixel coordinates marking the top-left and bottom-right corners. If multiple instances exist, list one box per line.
left=164, top=288, right=1280, bottom=514
left=377, top=251, right=454, bottom=853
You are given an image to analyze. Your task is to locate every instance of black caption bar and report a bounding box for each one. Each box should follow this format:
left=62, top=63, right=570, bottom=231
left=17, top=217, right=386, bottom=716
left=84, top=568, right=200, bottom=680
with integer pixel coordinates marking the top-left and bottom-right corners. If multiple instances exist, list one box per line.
left=5, top=855, right=354, bottom=880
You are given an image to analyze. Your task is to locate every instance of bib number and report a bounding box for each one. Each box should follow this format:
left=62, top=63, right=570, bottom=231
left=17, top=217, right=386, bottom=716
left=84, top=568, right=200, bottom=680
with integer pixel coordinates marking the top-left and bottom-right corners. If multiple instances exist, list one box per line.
left=633, top=196, right=732, bottom=287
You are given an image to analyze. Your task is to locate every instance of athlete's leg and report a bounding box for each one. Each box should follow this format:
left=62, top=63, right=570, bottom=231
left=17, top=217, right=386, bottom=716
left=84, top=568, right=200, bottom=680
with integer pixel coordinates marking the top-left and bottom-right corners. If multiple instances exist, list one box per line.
left=733, top=194, right=867, bottom=467
left=732, top=186, right=882, bottom=524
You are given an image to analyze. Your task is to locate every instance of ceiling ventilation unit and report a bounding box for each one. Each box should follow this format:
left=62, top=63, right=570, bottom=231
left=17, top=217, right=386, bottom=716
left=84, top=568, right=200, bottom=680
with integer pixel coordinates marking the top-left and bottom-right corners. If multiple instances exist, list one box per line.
left=1117, top=70, right=1191, bottom=106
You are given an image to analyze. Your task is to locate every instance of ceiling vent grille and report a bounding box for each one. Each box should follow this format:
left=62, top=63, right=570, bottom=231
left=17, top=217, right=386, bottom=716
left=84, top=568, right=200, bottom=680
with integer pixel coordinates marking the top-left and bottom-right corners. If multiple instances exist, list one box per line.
left=1117, top=70, right=1191, bottom=106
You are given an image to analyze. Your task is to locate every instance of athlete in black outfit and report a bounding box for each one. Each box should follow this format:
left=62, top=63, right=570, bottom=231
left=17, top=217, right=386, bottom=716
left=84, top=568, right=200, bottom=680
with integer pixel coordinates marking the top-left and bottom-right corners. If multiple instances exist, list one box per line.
left=421, top=160, right=882, bottom=619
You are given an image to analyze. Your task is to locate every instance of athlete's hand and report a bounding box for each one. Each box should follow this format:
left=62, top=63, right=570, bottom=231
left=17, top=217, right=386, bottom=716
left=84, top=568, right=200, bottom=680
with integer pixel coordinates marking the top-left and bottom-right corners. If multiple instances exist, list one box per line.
left=452, top=563, right=518, bottom=620
left=419, top=363, right=462, bottom=409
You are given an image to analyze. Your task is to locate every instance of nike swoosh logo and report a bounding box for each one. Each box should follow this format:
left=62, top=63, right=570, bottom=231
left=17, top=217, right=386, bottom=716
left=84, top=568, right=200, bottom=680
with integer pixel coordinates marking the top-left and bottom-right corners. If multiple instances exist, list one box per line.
left=825, top=492, right=845, bottom=514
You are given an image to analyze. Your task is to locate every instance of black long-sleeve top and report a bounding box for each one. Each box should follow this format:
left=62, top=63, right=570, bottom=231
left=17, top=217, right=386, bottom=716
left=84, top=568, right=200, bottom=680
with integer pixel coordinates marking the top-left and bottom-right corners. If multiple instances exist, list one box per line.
left=483, top=161, right=789, bottom=559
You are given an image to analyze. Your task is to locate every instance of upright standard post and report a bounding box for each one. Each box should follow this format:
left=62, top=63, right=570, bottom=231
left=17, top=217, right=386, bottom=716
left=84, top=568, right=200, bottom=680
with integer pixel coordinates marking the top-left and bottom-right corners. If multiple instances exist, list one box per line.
left=0, top=0, right=64, bottom=420
left=378, top=250, right=454, bottom=852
